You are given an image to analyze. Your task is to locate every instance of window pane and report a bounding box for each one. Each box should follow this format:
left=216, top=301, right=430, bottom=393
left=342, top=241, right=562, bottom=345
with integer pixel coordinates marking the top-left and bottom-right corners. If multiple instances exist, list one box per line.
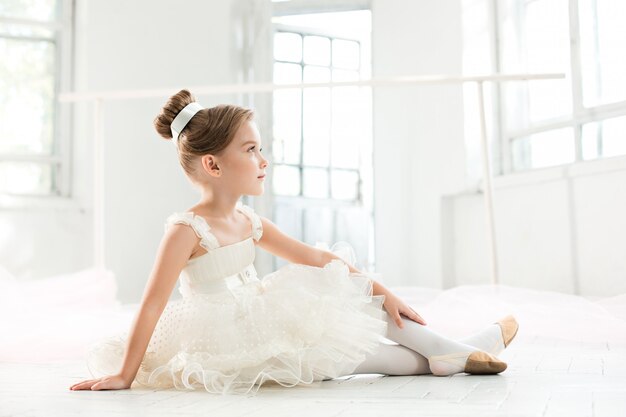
left=581, top=122, right=600, bottom=160
left=527, top=81, right=572, bottom=124
left=274, top=204, right=302, bottom=242
left=582, top=116, right=626, bottom=160
left=0, top=161, right=53, bottom=194
left=332, top=69, right=359, bottom=82
left=272, top=10, right=372, bottom=38
left=272, top=164, right=300, bottom=196
left=499, top=0, right=572, bottom=128
left=303, top=206, right=334, bottom=244
left=331, top=130, right=359, bottom=169
left=599, top=116, right=626, bottom=158
left=0, top=23, right=54, bottom=38
left=303, top=65, right=330, bottom=83
left=272, top=89, right=301, bottom=164
left=512, top=128, right=575, bottom=170
left=272, top=11, right=371, bottom=40
left=331, top=87, right=360, bottom=169
left=303, top=36, right=330, bottom=66
left=336, top=207, right=369, bottom=267
left=302, top=87, right=330, bottom=166
left=525, top=0, right=571, bottom=123
left=273, top=62, right=301, bottom=85
left=0, top=0, right=58, bottom=21
left=0, top=38, right=55, bottom=155
left=332, top=39, right=360, bottom=69
left=579, top=0, right=626, bottom=106
left=302, top=167, right=328, bottom=198
left=273, top=32, right=302, bottom=63
left=331, top=169, right=359, bottom=200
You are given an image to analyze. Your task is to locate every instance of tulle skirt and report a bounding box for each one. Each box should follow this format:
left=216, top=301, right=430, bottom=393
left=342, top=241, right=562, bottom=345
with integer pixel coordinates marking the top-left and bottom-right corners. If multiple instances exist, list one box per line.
left=86, top=258, right=388, bottom=395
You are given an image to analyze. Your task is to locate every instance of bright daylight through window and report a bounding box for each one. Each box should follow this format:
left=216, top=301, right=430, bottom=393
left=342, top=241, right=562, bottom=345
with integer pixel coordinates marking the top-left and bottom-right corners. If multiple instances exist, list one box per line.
left=0, top=0, right=70, bottom=197
left=472, top=0, right=626, bottom=173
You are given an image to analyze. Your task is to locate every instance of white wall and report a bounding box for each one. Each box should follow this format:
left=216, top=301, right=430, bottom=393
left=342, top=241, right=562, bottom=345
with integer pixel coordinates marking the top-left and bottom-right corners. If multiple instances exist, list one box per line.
left=0, top=205, right=92, bottom=280
left=443, top=156, right=626, bottom=296
left=371, top=0, right=467, bottom=288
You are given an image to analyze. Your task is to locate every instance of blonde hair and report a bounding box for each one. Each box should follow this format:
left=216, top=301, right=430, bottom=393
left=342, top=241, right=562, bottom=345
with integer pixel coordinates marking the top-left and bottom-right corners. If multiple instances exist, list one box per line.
left=154, top=89, right=254, bottom=181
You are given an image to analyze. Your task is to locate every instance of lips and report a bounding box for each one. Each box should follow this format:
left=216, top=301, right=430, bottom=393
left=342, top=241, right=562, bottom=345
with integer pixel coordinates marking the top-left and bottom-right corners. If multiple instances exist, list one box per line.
left=258, top=174, right=266, bottom=179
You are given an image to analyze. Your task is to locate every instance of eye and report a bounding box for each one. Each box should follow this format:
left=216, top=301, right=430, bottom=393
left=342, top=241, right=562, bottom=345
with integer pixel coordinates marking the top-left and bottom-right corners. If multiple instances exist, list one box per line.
left=248, top=146, right=263, bottom=152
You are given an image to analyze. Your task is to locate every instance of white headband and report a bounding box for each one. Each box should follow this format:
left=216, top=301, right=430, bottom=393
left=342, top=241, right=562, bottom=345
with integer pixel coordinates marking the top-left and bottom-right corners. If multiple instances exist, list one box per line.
left=170, top=102, right=204, bottom=144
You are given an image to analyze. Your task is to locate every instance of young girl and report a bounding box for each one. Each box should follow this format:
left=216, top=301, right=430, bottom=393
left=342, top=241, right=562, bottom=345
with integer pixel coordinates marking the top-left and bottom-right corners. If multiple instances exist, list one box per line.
left=70, top=90, right=518, bottom=395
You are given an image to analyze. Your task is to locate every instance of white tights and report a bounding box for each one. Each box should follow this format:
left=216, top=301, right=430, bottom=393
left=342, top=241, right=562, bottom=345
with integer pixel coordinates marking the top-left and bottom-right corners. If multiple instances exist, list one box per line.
left=351, top=311, right=504, bottom=376
left=352, top=342, right=432, bottom=375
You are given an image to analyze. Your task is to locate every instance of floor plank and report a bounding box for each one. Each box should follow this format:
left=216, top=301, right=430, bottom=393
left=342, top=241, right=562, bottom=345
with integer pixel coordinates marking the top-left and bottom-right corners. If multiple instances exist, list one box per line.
left=2, top=337, right=626, bottom=417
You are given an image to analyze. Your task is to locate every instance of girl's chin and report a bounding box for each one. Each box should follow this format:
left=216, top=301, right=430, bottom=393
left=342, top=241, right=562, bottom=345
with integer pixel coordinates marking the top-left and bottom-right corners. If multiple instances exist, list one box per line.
left=248, top=186, right=265, bottom=196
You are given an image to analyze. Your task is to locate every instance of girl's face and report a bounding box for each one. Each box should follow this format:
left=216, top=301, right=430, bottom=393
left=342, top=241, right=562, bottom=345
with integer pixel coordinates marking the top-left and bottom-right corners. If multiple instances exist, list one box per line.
left=217, top=120, right=269, bottom=196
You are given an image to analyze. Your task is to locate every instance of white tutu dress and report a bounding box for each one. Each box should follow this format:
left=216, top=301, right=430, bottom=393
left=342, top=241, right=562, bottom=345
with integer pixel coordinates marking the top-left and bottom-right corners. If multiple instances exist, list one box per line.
left=86, top=202, right=388, bottom=395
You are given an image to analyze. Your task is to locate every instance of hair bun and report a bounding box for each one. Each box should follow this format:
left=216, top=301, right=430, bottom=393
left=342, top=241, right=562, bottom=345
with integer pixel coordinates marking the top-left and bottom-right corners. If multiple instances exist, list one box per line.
left=154, top=89, right=197, bottom=140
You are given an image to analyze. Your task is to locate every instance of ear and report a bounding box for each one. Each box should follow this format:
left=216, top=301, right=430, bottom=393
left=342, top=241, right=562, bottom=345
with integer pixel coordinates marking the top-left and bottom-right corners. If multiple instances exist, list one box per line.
left=200, top=154, right=221, bottom=177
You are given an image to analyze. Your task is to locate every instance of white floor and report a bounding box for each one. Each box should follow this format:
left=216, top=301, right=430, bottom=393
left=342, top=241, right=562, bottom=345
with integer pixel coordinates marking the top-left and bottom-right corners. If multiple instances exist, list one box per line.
left=2, top=334, right=626, bottom=417
left=2, top=271, right=626, bottom=417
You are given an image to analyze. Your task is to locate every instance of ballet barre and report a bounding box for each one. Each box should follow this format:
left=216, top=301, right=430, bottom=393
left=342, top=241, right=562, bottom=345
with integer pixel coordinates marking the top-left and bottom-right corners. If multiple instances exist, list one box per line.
left=59, top=72, right=565, bottom=286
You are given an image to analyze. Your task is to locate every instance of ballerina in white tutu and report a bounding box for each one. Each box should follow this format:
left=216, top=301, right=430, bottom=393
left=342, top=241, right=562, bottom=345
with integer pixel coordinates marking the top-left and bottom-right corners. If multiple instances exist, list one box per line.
left=70, top=89, right=518, bottom=395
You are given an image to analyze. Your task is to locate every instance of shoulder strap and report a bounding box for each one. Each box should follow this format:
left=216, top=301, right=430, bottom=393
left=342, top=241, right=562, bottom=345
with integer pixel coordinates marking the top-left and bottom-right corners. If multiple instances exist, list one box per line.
left=236, top=202, right=263, bottom=242
left=164, top=212, right=221, bottom=250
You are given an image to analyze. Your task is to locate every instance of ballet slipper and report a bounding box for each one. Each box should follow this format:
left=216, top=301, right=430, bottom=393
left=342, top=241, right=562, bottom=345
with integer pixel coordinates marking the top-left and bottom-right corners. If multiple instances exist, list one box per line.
left=428, top=351, right=507, bottom=376
left=464, top=351, right=507, bottom=374
left=495, top=315, right=519, bottom=348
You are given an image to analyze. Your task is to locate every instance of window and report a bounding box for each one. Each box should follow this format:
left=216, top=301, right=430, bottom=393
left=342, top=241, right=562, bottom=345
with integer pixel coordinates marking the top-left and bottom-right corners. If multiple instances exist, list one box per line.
left=464, top=0, right=626, bottom=175
left=0, top=0, right=73, bottom=197
left=270, top=9, right=375, bottom=271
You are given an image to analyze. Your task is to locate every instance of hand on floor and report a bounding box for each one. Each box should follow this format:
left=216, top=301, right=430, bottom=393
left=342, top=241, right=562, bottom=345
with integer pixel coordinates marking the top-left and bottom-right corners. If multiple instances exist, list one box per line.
left=70, top=373, right=132, bottom=391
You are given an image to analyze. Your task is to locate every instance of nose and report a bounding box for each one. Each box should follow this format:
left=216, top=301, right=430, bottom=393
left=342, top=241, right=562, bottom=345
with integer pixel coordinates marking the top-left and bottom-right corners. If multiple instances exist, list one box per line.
left=260, top=155, right=269, bottom=169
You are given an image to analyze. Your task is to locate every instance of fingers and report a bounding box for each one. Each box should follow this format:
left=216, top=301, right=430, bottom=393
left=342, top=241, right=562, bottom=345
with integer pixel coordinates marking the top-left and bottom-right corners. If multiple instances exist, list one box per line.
left=70, top=380, right=89, bottom=390
left=70, top=376, right=129, bottom=391
left=399, top=307, right=427, bottom=326
left=406, top=306, right=427, bottom=325
left=394, top=312, right=404, bottom=329
left=384, top=302, right=410, bottom=329
left=70, top=379, right=99, bottom=391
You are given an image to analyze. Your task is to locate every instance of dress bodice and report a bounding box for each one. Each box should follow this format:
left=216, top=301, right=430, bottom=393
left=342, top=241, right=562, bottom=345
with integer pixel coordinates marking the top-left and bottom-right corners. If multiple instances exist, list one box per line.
left=164, top=201, right=263, bottom=297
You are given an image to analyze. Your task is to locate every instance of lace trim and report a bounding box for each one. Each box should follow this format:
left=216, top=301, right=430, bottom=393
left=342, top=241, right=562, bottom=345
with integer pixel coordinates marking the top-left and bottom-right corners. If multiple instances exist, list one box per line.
left=236, top=202, right=263, bottom=241
left=164, top=203, right=263, bottom=250
left=164, top=212, right=221, bottom=251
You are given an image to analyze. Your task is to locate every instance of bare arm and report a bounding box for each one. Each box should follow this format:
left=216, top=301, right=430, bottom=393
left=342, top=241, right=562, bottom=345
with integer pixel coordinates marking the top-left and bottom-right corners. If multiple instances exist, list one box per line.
left=257, top=216, right=392, bottom=296
left=256, top=216, right=426, bottom=328
left=70, top=223, right=198, bottom=391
